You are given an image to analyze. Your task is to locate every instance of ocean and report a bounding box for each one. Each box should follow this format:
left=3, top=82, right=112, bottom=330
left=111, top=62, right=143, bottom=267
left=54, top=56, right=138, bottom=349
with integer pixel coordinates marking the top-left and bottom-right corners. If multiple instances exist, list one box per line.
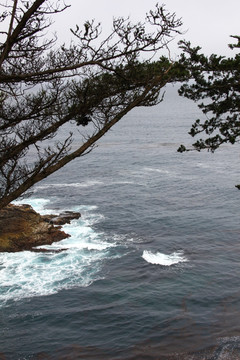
left=1, top=84, right=240, bottom=359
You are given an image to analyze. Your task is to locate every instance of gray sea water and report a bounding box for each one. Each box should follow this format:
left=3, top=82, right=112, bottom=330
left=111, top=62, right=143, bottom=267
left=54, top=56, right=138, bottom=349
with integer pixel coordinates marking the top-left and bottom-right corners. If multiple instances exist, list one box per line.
left=1, top=84, right=240, bottom=359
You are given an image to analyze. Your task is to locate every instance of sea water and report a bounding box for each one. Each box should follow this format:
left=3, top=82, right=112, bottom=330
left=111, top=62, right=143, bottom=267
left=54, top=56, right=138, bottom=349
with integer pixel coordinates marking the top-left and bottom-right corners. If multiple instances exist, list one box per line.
left=1, top=85, right=240, bottom=359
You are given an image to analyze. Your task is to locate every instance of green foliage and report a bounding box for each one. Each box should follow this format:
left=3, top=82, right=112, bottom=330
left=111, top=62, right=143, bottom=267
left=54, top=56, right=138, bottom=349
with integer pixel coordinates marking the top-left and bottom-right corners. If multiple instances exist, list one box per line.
left=69, top=58, right=189, bottom=126
left=177, top=38, right=240, bottom=152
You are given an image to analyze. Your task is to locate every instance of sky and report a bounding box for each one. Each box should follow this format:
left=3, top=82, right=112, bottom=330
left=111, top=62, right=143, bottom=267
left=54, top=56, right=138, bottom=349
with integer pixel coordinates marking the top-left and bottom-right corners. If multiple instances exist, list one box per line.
left=54, top=0, right=240, bottom=58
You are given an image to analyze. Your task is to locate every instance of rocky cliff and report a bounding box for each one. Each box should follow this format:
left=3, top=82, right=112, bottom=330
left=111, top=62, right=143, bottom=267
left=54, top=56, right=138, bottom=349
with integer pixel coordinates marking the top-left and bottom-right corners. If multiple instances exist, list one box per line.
left=0, top=204, right=81, bottom=252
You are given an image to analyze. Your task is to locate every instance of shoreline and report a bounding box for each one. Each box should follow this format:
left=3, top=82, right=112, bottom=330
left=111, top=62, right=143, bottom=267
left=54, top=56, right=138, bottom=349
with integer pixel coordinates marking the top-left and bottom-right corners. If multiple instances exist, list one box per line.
left=0, top=204, right=81, bottom=252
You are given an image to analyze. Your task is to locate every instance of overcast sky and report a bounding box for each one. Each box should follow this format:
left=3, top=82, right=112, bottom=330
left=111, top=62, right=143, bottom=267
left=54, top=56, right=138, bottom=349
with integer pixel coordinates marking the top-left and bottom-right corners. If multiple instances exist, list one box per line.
left=55, top=0, right=240, bottom=57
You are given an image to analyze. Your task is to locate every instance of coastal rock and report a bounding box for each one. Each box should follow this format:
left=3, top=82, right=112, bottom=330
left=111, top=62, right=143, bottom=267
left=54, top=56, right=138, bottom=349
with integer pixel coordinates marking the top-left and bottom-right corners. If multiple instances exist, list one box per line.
left=43, top=211, right=81, bottom=225
left=0, top=204, right=80, bottom=252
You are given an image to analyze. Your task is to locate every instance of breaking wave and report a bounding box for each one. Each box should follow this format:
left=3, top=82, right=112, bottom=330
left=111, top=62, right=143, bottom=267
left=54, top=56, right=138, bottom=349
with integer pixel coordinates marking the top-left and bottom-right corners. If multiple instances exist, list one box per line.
left=142, top=250, right=188, bottom=266
left=0, top=198, right=121, bottom=307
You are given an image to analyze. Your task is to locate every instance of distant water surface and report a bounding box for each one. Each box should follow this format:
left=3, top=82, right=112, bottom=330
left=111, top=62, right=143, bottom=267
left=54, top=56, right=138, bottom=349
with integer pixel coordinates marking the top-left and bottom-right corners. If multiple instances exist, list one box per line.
left=1, top=85, right=240, bottom=359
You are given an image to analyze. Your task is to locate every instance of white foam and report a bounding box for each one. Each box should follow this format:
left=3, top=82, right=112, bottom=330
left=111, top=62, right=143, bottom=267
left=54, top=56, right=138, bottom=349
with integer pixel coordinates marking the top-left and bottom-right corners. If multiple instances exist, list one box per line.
left=142, top=250, right=187, bottom=266
left=107, top=180, right=135, bottom=185
left=13, top=198, right=52, bottom=215
left=0, top=200, right=121, bottom=307
left=36, top=220, right=115, bottom=252
left=0, top=248, right=105, bottom=305
left=35, top=180, right=103, bottom=190
left=143, top=167, right=170, bottom=174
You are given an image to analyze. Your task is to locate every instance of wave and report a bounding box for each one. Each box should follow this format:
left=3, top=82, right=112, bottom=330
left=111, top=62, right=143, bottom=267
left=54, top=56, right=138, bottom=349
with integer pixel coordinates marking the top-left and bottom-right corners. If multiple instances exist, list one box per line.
left=108, top=180, right=135, bottom=185
left=142, top=250, right=187, bottom=266
left=13, top=198, right=99, bottom=215
left=143, top=167, right=170, bottom=174
left=35, top=180, right=103, bottom=190
left=0, top=198, right=122, bottom=307
left=13, top=197, right=53, bottom=215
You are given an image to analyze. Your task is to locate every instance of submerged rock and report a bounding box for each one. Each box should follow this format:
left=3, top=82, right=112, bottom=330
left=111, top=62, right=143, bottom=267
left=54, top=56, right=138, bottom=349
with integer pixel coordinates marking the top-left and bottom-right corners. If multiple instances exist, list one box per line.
left=0, top=204, right=80, bottom=252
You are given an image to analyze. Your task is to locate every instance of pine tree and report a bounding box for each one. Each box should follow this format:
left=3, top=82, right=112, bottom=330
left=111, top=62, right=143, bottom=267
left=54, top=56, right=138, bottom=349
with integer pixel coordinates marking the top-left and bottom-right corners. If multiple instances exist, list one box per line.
left=0, top=1, right=185, bottom=208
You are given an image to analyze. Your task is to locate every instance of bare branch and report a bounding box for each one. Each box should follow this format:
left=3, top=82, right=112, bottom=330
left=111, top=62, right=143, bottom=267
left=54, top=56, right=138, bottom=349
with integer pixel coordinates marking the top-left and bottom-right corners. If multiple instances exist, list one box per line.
left=0, top=2, right=185, bottom=209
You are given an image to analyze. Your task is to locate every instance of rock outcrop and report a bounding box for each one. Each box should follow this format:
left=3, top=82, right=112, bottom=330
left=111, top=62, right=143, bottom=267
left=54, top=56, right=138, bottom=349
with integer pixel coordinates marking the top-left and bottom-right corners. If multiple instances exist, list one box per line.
left=42, top=211, right=81, bottom=225
left=0, top=204, right=81, bottom=252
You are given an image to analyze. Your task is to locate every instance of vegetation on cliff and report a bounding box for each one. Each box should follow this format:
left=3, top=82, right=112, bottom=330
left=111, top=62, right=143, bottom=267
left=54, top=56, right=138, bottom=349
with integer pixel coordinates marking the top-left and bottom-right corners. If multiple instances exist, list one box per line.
left=178, top=37, right=240, bottom=153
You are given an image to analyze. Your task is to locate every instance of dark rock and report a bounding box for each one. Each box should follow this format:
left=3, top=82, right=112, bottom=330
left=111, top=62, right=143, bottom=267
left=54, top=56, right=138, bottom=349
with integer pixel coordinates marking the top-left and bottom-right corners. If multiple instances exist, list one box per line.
left=49, top=211, right=81, bottom=225
left=31, top=248, right=68, bottom=253
left=41, top=214, right=57, bottom=222
left=0, top=204, right=80, bottom=253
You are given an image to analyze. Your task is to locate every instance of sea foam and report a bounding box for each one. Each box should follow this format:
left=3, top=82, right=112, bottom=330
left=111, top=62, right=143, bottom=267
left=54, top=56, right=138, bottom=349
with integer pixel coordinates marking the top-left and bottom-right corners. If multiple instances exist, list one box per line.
left=0, top=198, right=119, bottom=307
left=142, top=250, right=187, bottom=266
left=35, top=180, right=103, bottom=190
